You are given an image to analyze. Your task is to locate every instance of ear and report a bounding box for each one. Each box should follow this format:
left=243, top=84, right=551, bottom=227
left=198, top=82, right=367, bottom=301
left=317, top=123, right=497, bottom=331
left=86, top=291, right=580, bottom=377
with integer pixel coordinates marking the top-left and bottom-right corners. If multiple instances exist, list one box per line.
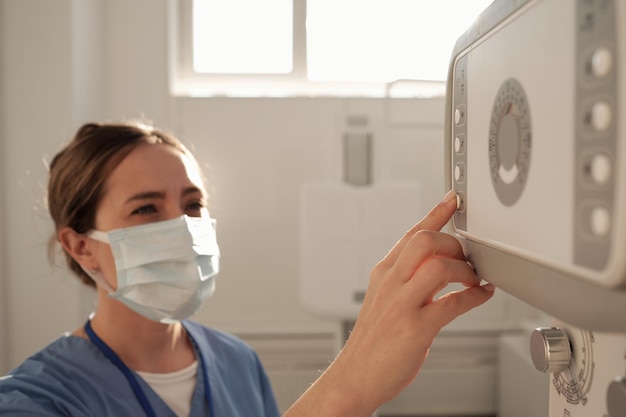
left=57, top=226, right=98, bottom=270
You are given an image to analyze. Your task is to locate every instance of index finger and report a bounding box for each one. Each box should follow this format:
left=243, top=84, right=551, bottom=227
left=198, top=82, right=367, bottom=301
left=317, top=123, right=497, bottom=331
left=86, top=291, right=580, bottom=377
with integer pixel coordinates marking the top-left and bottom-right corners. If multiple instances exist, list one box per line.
left=416, top=190, right=458, bottom=232
left=380, top=190, right=459, bottom=268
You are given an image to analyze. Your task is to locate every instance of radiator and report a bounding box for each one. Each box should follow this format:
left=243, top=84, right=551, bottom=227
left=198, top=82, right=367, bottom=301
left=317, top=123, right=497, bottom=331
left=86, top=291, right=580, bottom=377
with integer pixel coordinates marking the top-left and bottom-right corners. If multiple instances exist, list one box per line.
left=238, top=330, right=500, bottom=416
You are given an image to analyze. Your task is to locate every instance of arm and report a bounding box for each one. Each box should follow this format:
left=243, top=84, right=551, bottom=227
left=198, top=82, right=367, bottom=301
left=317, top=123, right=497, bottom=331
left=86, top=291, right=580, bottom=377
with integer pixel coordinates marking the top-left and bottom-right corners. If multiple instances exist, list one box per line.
left=283, top=191, right=495, bottom=417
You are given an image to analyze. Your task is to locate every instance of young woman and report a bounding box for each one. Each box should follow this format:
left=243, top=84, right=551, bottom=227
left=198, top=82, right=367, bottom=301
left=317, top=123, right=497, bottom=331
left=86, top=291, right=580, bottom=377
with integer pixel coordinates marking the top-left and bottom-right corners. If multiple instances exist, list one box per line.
left=0, top=121, right=494, bottom=417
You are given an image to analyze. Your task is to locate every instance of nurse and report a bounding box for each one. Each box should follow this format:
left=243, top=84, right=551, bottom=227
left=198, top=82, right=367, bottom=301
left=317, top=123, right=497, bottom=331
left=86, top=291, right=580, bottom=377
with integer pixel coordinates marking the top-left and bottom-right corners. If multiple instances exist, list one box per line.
left=0, top=121, right=494, bottom=417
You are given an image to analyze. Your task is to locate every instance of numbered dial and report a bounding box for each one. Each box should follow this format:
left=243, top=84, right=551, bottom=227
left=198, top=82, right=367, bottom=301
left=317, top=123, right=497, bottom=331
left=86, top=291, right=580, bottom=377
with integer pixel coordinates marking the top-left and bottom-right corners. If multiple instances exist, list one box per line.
left=553, top=329, right=595, bottom=405
left=488, top=78, right=532, bottom=206
left=530, top=327, right=595, bottom=406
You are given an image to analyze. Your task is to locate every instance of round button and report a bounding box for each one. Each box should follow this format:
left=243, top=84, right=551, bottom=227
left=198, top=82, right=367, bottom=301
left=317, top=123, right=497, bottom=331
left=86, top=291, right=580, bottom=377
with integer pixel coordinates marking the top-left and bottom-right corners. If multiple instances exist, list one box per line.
left=590, top=100, right=612, bottom=132
left=589, top=153, right=611, bottom=184
left=455, top=192, right=465, bottom=211
left=590, top=206, right=610, bottom=237
left=454, top=163, right=465, bottom=183
left=530, top=327, right=571, bottom=373
left=454, top=135, right=465, bottom=154
left=454, top=107, right=465, bottom=126
left=591, top=46, right=613, bottom=78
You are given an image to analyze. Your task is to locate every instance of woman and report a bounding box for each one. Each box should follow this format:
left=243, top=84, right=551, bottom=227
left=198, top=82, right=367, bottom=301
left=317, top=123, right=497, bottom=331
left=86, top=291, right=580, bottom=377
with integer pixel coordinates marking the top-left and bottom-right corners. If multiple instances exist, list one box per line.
left=0, top=121, right=494, bottom=416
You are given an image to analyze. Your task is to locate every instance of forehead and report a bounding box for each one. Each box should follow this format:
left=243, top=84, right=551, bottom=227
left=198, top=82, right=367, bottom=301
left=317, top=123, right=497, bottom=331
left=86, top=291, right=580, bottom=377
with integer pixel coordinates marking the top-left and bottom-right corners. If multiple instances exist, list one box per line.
left=105, top=143, right=205, bottom=196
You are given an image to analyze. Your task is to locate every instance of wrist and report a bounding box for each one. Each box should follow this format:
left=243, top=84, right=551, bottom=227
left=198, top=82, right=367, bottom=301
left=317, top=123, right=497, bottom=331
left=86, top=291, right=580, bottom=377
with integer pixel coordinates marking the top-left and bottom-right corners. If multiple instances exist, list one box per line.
left=283, top=351, right=380, bottom=417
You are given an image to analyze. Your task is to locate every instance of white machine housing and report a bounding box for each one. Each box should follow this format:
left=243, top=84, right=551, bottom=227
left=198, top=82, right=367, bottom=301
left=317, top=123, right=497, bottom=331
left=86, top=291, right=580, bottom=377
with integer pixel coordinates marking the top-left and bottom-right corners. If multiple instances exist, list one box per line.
left=446, top=0, right=626, bottom=332
left=446, top=1, right=626, bottom=415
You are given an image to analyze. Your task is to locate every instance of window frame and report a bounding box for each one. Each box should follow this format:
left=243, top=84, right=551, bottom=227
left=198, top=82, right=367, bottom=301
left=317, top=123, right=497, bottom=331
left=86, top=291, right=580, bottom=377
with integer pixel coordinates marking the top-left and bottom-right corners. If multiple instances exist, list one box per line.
left=169, top=0, right=446, bottom=98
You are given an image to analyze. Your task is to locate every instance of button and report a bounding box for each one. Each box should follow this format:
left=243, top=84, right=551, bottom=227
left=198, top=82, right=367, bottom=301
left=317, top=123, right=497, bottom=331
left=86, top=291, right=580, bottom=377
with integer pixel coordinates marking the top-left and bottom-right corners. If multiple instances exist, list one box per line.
left=590, top=100, right=612, bottom=132
left=590, top=206, right=610, bottom=237
left=591, top=46, right=613, bottom=78
left=454, top=163, right=465, bottom=183
left=454, top=106, right=465, bottom=126
left=589, top=153, right=611, bottom=184
left=454, top=134, right=465, bottom=154
left=455, top=192, right=465, bottom=212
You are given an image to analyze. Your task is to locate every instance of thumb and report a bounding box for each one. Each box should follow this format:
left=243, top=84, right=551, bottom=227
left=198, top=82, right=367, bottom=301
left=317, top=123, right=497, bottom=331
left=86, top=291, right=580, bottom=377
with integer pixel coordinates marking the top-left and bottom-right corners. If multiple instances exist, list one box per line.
left=420, top=284, right=496, bottom=335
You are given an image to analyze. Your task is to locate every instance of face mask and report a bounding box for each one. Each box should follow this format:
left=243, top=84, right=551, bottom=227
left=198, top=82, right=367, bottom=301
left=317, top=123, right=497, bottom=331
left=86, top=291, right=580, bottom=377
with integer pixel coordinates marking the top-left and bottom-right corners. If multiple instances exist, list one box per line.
left=85, top=215, right=220, bottom=323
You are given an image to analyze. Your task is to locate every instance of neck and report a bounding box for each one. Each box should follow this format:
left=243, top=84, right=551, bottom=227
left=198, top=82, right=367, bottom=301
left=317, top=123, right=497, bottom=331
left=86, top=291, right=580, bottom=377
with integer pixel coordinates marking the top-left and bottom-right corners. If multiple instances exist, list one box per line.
left=84, top=292, right=196, bottom=373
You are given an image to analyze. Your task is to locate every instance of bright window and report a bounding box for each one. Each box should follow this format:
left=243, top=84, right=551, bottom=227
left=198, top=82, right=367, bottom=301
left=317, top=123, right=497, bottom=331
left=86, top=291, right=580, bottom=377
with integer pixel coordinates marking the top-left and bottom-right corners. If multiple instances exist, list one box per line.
left=192, top=0, right=293, bottom=74
left=172, top=0, right=493, bottom=97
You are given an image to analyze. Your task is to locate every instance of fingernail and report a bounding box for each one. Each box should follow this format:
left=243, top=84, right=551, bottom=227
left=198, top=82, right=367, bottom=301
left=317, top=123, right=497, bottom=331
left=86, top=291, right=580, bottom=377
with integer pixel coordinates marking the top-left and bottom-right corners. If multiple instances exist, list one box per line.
left=482, top=283, right=496, bottom=292
left=441, top=190, right=457, bottom=205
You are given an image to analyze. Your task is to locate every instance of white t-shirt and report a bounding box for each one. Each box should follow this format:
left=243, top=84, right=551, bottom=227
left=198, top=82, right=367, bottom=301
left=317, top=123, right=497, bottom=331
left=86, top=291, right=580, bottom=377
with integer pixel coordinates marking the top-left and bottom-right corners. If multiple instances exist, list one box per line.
left=137, top=361, right=198, bottom=417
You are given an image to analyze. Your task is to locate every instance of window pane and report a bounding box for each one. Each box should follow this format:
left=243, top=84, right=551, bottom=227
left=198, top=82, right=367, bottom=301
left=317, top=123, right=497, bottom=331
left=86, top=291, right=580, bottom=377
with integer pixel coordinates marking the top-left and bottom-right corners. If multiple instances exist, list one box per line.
left=193, top=0, right=293, bottom=74
left=307, top=0, right=493, bottom=82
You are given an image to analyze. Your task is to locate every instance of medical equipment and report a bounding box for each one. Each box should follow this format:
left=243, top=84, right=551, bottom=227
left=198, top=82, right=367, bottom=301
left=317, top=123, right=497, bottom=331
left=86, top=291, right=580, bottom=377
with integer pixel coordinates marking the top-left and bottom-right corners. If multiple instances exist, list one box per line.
left=446, top=0, right=626, bottom=415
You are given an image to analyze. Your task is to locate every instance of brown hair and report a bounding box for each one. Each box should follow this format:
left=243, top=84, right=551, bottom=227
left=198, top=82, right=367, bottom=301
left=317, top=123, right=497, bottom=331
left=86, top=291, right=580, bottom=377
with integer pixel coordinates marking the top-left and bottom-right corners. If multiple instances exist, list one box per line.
left=47, top=121, right=198, bottom=286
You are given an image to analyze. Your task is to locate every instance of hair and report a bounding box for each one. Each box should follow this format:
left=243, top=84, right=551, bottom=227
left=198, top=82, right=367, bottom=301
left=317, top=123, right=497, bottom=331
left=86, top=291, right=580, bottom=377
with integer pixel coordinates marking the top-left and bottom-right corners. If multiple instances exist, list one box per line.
left=47, top=121, right=200, bottom=286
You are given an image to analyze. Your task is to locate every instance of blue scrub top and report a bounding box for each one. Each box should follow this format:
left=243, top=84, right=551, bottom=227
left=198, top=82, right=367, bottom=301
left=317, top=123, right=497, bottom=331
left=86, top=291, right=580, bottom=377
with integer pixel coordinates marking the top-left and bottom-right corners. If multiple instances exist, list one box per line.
left=0, top=320, right=280, bottom=417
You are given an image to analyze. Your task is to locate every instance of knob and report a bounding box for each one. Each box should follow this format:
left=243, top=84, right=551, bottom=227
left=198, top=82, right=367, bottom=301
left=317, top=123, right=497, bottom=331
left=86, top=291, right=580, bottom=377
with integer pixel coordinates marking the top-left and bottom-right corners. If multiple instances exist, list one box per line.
left=607, top=377, right=626, bottom=417
left=530, top=327, right=571, bottom=373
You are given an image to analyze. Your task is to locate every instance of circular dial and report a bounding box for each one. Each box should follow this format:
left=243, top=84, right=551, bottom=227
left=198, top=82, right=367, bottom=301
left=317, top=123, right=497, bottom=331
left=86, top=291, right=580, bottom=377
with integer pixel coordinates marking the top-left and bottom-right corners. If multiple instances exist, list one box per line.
left=552, top=329, right=595, bottom=405
left=488, top=78, right=532, bottom=206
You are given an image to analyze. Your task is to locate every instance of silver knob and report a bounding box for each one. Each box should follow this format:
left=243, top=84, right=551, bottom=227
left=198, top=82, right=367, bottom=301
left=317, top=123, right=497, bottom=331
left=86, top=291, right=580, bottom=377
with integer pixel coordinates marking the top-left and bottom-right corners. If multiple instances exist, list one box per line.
left=530, top=327, right=571, bottom=373
left=607, top=377, right=626, bottom=417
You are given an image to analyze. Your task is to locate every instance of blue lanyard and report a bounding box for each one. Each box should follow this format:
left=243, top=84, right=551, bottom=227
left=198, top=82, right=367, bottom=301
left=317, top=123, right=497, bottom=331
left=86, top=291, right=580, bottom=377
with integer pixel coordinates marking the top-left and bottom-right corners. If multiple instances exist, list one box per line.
left=84, top=320, right=215, bottom=417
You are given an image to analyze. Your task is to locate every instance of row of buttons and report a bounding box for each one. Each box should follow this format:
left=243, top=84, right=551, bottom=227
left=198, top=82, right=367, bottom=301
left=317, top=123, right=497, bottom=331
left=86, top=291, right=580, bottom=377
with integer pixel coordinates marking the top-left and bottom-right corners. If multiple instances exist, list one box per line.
left=452, top=58, right=468, bottom=219
left=454, top=108, right=466, bottom=211
left=582, top=44, right=614, bottom=238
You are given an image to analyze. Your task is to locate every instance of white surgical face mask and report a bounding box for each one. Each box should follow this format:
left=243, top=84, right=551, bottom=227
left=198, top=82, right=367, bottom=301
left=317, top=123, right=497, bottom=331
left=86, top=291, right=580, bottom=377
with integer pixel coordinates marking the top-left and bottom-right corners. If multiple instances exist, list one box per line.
left=85, top=215, right=220, bottom=323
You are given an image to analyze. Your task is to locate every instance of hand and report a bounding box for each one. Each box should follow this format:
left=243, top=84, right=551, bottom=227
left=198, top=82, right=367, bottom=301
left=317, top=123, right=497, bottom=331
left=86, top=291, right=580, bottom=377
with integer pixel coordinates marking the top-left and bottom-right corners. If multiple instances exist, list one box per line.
left=284, top=191, right=495, bottom=417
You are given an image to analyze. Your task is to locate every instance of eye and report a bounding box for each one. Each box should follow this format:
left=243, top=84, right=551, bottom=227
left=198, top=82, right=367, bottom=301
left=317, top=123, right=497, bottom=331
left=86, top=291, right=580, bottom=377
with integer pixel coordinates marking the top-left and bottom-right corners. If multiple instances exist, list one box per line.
left=131, top=204, right=158, bottom=215
left=185, top=200, right=205, bottom=216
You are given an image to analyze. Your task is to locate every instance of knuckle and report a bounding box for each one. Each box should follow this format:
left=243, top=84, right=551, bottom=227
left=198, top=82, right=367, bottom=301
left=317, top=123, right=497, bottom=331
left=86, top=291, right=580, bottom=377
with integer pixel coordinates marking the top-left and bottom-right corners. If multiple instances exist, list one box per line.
left=423, top=256, right=448, bottom=277
left=412, top=229, right=438, bottom=250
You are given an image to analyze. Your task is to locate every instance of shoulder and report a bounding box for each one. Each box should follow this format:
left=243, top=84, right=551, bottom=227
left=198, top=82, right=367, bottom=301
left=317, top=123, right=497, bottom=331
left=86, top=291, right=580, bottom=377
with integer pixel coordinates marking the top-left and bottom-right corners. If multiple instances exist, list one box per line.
left=2, top=335, right=92, bottom=386
left=0, top=335, right=129, bottom=416
left=0, top=336, right=86, bottom=414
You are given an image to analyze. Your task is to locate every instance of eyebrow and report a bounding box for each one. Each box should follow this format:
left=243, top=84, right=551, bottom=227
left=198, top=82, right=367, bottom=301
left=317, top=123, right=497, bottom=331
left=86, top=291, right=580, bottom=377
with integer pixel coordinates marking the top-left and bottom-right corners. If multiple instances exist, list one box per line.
left=124, top=186, right=204, bottom=205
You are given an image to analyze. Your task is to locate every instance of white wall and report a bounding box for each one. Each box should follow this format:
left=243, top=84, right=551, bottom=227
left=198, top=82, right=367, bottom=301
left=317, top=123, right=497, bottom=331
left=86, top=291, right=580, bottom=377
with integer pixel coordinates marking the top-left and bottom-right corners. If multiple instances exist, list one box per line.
left=1, top=0, right=77, bottom=372
left=176, top=97, right=449, bottom=333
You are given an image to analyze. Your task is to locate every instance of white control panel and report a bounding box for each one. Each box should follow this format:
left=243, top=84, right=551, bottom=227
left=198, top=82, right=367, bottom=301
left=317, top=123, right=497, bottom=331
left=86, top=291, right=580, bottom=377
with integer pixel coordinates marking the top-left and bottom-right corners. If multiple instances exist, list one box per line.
left=445, top=0, right=626, bottom=332
left=446, top=1, right=626, bottom=415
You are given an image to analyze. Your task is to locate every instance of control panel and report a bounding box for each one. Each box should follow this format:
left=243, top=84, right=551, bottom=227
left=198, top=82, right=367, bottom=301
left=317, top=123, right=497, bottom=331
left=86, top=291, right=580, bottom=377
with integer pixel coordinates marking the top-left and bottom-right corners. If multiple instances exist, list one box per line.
left=445, top=1, right=626, bottom=415
left=445, top=0, right=626, bottom=331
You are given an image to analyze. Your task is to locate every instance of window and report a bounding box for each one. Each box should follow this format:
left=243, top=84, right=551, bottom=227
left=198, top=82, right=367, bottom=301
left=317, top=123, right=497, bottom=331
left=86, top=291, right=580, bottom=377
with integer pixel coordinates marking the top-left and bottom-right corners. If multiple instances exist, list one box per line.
left=171, top=0, right=493, bottom=97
